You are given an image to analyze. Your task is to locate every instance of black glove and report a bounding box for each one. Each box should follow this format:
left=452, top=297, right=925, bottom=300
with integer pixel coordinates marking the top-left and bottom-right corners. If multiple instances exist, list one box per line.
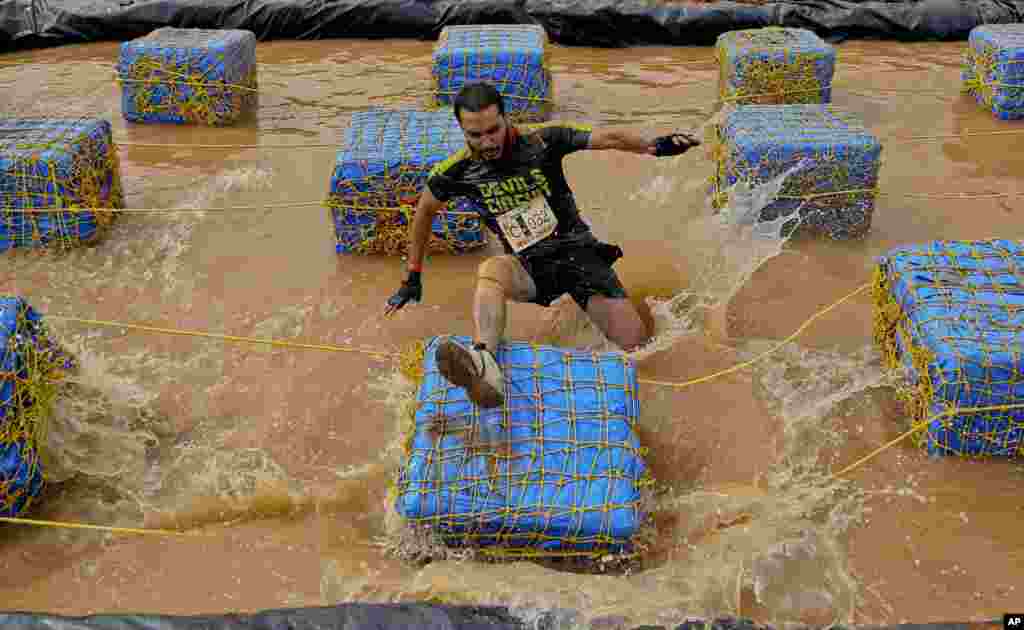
left=653, top=132, right=700, bottom=157
left=384, top=271, right=422, bottom=317
left=595, top=242, right=623, bottom=266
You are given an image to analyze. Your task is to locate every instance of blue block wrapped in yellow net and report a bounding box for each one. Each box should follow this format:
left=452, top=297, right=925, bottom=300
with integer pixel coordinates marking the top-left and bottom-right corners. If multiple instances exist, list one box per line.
left=0, top=118, right=123, bottom=252
left=1, top=296, right=74, bottom=518
left=119, top=28, right=258, bottom=126
left=326, top=108, right=486, bottom=256
left=393, top=336, right=651, bottom=558
left=431, top=25, right=554, bottom=123
left=710, top=104, right=882, bottom=240
left=716, top=27, right=836, bottom=106
left=962, top=24, right=1024, bottom=120
left=873, top=240, right=1024, bottom=458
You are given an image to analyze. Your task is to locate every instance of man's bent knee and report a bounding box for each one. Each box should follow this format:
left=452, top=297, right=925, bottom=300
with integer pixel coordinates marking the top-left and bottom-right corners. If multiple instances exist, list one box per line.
left=586, top=296, right=650, bottom=351
left=615, top=317, right=650, bottom=352
left=477, top=256, right=535, bottom=302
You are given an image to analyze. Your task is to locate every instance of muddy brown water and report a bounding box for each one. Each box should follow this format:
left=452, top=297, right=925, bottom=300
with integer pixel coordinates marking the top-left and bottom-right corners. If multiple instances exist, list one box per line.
left=0, top=39, right=1022, bottom=628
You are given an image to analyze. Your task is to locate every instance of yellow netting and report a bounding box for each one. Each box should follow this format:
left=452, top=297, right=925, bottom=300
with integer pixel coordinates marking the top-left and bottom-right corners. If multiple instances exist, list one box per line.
left=324, top=198, right=486, bottom=256
left=716, top=27, right=835, bottom=106
left=0, top=119, right=124, bottom=251
left=387, top=338, right=654, bottom=562
left=429, top=25, right=555, bottom=123
left=0, top=297, right=74, bottom=518
left=121, top=61, right=259, bottom=126
left=872, top=241, right=1024, bottom=457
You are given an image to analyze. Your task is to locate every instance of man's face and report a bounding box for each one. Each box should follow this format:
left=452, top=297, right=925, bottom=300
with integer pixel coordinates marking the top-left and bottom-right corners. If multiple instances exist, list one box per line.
left=459, top=105, right=507, bottom=161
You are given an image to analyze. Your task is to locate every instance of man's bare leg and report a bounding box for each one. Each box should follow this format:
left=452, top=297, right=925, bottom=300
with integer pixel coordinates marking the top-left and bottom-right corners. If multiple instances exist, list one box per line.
left=436, top=255, right=537, bottom=409
left=473, top=255, right=538, bottom=351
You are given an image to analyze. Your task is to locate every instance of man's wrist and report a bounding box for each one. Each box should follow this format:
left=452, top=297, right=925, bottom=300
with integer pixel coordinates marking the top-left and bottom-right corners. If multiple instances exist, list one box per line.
left=645, top=132, right=661, bottom=155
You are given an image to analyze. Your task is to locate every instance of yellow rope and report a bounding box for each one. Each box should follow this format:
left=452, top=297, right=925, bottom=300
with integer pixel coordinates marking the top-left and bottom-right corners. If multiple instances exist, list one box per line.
left=49, top=316, right=397, bottom=361
left=0, top=516, right=204, bottom=537
left=830, top=423, right=925, bottom=480
left=0, top=202, right=478, bottom=216
left=637, top=282, right=870, bottom=390
left=115, top=75, right=259, bottom=93
left=43, top=282, right=862, bottom=391
left=2, top=186, right=1020, bottom=217
left=103, top=127, right=1024, bottom=152
left=115, top=67, right=549, bottom=104
left=478, top=547, right=639, bottom=559
left=830, top=402, right=1024, bottom=479
left=0, top=201, right=316, bottom=214
left=784, top=189, right=1024, bottom=201
left=116, top=141, right=339, bottom=149
left=0, top=59, right=957, bottom=71
left=898, top=190, right=1023, bottom=200
left=900, top=129, right=1024, bottom=141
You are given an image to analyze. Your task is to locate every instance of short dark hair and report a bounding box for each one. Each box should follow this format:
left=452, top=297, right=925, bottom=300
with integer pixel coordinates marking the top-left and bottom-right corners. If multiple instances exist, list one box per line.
left=453, top=81, right=505, bottom=123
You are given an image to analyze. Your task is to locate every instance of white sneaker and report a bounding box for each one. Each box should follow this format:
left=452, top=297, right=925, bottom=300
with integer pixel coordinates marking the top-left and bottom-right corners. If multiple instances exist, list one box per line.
left=436, top=337, right=505, bottom=409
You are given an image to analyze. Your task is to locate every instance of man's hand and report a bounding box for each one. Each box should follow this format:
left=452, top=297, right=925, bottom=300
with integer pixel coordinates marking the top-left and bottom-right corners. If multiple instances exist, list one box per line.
left=653, top=132, right=701, bottom=157
left=384, top=271, right=422, bottom=318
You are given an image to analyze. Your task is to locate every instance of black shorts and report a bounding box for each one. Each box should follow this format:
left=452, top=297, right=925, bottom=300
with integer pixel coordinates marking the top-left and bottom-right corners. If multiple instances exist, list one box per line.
left=519, top=242, right=628, bottom=310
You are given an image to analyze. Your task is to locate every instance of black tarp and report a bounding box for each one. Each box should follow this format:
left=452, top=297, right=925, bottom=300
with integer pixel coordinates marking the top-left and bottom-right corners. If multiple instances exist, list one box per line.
left=0, top=604, right=532, bottom=630
left=0, top=606, right=1004, bottom=630
left=1, top=0, right=1023, bottom=52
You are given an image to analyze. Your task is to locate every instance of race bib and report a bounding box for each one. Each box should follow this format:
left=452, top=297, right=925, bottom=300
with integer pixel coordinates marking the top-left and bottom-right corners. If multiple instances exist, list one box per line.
left=495, top=195, right=558, bottom=253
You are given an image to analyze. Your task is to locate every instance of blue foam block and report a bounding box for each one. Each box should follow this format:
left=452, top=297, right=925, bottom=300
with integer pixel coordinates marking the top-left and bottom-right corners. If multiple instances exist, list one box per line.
left=396, top=336, right=648, bottom=553
left=880, top=240, right=1024, bottom=457
left=963, top=24, right=1024, bottom=120
left=432, top=25, right=553, bottom=121
left=328, top=108, right=485, bottom=254
left=714, top=104, right=882, bottom=240
left=119, top=28, right=257, bottom=125
left=0, top=296, right=73, bottom=517
left=716, top=27, right=835, bottom=104
left=0, top=118, right=122, bottom=252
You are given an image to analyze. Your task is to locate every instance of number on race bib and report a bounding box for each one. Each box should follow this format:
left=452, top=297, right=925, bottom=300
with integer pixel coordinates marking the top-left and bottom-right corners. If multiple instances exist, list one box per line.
left=496, top=195, right=558, bottom=253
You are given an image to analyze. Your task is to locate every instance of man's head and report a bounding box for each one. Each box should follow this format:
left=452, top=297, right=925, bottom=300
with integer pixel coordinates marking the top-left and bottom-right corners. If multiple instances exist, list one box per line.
left=453, top=82, right=509, bottom=161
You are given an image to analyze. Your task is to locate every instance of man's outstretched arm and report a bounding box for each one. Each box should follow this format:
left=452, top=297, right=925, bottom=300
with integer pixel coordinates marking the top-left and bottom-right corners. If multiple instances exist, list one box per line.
left=383, top=188, right=445, bottom=318
left=587, top=127, right=701, bottom=156
left=406, top=187, right=445, bottom=274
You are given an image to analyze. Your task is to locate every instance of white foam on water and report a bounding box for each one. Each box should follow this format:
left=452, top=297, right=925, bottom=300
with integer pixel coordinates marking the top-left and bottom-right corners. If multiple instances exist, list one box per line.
left=17, top=167, right=329, bottom=541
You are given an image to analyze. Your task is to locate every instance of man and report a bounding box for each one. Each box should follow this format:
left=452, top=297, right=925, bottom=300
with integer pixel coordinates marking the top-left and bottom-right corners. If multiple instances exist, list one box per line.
left=384, top=81, right=700, bottom=409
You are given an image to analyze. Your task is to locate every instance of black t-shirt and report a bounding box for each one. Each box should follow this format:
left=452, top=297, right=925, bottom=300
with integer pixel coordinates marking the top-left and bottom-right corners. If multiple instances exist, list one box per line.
left=426, top=122, right=597, bottom=258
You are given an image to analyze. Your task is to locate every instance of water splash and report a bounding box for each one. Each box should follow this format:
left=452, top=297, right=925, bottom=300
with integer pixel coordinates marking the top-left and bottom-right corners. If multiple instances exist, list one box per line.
left=631, top=165, right=807, bottom=363
left=15, top=168, right=312, bottom=543
left=542, top=154, right=809, bottom=364
left=154, top=166, right=276, bottom=299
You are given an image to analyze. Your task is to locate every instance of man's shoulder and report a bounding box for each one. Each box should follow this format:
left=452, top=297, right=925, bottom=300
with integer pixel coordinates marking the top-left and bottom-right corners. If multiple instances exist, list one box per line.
left=515, top=121, right=594, bottom=156
left=428, top=147, right=472, bottom=179
left=516, top=121, right=594, bottom=137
